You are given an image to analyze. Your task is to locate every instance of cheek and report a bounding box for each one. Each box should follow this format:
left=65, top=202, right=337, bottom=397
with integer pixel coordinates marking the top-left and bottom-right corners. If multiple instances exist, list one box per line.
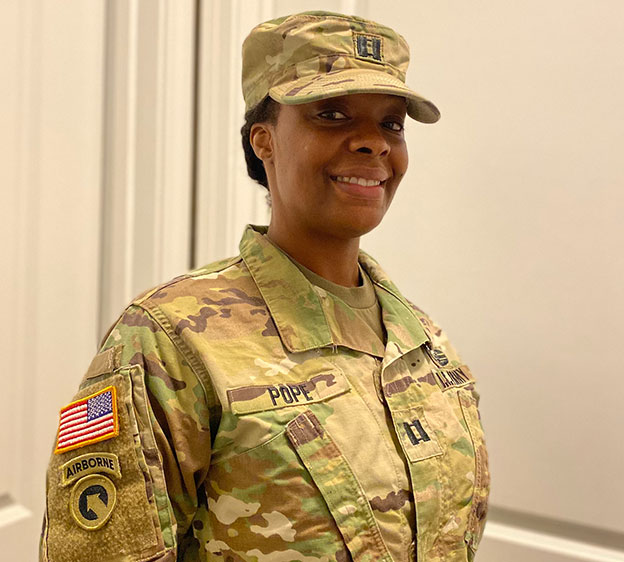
left=396, top=143, right=409, bottom=176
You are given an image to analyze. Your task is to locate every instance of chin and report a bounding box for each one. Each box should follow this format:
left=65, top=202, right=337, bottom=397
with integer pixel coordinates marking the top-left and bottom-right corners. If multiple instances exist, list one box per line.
left=332, top=213, right=385, bottom=239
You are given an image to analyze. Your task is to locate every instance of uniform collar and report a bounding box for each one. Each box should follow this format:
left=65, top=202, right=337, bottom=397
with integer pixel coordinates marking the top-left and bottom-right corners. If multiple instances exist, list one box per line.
left=240, top=224, right=429, bottom=361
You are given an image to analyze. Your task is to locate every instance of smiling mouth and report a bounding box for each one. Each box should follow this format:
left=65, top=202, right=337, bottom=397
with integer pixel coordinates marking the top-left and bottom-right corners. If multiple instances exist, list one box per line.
left=331, top=175, right=386, bottom=187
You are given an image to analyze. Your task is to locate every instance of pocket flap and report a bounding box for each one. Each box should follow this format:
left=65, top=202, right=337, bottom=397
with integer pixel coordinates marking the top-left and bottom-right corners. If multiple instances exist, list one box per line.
left=285, top=410, right=393, bottom=562
left=227, top=370, right=350, bottom=415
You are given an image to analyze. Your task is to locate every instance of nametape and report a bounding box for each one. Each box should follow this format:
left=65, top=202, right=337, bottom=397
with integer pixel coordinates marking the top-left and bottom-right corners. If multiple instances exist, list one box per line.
left=434, top=365, right=475, bottom=391
left=227, top=371, right=350, bottom=415
left=60, top=452, right=121, bottom=486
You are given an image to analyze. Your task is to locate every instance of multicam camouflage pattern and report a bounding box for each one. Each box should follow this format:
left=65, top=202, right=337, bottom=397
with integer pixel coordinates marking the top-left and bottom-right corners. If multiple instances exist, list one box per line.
left=242, top=11, right=440, bottom=123
left=41, top=224, right=489, bottom=561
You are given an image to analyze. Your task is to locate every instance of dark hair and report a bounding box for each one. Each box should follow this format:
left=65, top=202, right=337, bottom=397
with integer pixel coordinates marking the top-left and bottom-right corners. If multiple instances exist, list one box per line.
left=240, top=97, right=279, bottom=189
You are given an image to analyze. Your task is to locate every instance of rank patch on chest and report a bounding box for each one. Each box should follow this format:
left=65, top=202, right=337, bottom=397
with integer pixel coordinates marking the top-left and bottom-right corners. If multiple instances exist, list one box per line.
left=394, top=410, right=443, bottom=463
left=55, top=386, right=119, bottom=454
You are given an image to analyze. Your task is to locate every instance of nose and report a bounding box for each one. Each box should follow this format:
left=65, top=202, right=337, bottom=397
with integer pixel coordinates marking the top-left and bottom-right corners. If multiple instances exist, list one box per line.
left=347, top=121, right=391, bottom=157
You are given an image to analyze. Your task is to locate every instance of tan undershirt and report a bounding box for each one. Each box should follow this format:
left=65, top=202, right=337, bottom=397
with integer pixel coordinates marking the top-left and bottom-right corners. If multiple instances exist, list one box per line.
left=290, top=258, right=386, bottom=351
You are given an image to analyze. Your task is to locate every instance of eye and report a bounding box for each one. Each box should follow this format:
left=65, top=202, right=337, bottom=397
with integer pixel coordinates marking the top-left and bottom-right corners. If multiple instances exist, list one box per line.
left=318, top=110, right=348, bottom=121
left=383, top=120, right=405, bottom=132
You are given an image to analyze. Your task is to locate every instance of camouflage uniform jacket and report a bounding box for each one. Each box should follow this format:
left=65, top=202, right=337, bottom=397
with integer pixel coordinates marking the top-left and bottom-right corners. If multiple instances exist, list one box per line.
left=41, top=224, right=489, bottom=562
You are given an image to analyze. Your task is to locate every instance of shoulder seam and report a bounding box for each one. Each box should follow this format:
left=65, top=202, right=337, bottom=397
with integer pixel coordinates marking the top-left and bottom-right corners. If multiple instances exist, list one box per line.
left=188, top=255, right=243, bottom=278
left=131, top=303, right=220, bottom=411
left=132, top=275, right=192, bottom=307
left=132, top=256, right=244, bottom=307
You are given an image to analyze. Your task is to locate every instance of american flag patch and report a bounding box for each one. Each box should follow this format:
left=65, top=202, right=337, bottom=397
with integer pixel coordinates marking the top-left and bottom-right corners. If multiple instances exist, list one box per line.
left=54, top=386, right=119, bottom=454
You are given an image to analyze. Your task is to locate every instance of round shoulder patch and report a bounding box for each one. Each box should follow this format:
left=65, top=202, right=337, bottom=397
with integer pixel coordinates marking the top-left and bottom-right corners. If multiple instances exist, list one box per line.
left=69, top=474, right=117, bottom=530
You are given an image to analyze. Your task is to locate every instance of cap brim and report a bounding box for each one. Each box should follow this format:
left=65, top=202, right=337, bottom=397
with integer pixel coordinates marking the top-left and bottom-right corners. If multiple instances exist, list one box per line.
left=269, top=68, right=440, bottom=124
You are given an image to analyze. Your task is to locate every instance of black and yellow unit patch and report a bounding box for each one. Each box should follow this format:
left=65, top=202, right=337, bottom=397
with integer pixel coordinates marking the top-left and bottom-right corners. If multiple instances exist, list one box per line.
left=69, top=474, right=117, bottom=531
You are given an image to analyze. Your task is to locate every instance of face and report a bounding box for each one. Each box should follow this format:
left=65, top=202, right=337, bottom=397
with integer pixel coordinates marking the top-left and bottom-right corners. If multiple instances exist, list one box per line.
left=253, top=93, right=409, bottom=241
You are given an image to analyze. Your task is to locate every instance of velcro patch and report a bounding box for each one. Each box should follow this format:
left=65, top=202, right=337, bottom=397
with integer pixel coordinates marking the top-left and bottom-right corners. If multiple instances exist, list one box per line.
left=55, top=386, right=119, bottom=454
left=60, top=452, right=121, bottom=487
left=227, top=371, right=350, bottom=415
left=434, top=365, right=474, bottom=391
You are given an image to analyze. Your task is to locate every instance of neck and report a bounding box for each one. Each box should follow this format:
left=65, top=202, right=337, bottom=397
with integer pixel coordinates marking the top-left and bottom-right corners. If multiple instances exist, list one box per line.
left=266, top=222, right=361, bottom=287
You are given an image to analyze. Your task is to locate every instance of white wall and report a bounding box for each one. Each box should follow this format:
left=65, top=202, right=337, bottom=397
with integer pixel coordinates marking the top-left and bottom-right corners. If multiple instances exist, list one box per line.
left=0, top=1, right=106, bottom=558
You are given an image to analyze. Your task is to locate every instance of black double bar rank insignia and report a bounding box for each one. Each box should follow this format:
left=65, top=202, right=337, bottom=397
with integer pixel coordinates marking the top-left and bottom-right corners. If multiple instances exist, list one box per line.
left=403, top=419, right=431, bottom=446
left=354, top=33, right=383, bottom=62
left=396, top=412, right=443, bottom=463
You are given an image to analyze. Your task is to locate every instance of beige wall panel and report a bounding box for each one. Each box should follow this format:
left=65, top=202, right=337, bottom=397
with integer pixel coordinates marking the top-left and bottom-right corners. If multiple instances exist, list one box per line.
left=480, top=525, right=624, bottom=562
left=362, top=0, right=624, bottom=537
left=0, top=0, right=106, bottom=558
left=99, top=0, right=195, bottom=335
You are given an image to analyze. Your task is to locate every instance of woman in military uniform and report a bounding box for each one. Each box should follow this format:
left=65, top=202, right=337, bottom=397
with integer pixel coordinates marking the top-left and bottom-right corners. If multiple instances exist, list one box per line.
left=41, top=11, right=489, bottom=562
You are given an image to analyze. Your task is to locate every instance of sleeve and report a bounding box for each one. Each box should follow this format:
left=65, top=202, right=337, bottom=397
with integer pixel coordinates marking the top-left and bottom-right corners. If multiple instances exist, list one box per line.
left=40, top=305, right=218, bottom=562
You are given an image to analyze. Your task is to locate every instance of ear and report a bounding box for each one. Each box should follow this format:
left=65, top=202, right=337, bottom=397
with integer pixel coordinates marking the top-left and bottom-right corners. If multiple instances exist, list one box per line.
left=250, top=122, right=274, bottom=163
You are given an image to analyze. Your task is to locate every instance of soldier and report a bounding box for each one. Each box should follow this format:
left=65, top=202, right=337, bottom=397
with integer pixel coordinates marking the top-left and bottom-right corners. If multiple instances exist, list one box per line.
left=41, top=11, right=489, bottom=562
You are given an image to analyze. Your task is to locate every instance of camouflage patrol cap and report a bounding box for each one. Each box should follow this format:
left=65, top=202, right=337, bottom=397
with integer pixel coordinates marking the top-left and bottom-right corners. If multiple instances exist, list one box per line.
left=242, top=11, right=440, bottom=123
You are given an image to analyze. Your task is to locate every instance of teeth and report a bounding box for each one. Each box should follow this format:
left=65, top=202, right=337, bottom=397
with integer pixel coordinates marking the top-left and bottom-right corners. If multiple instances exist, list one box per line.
left=335, top=176, right=382, bottom=187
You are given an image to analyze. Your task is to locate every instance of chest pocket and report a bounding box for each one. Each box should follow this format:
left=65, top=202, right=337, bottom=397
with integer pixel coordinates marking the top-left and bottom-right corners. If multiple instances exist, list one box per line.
left=382, top=352, right=490, bottom=560
left=204, top=369, right=394, bottom=562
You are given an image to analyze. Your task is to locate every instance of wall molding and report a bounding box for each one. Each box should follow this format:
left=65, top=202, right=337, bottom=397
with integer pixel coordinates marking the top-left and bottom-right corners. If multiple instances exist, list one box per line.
left=99, top=0, right=196, bottom=336
left=484, top=521, right=624, bottom=561
left=194, top=0, right=272, bottom=266
left=1, top=1, right=106, bottom=557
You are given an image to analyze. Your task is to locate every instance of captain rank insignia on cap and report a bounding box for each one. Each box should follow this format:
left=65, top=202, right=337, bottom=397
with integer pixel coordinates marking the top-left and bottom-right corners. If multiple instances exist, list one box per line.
left=55, top=386, right=119, bottom=454
left=353, top=32, right=383, bottom=62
